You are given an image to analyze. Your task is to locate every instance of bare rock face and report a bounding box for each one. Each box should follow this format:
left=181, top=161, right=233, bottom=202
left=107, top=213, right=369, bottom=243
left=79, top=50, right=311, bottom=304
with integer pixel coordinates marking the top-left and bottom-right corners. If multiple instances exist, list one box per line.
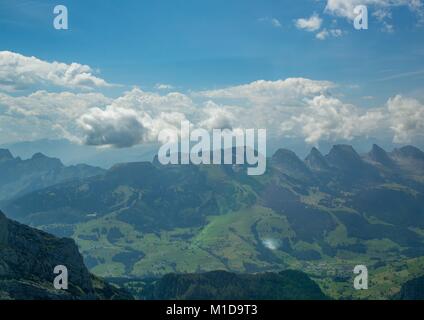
left=0, top=211, right=132, bottom=300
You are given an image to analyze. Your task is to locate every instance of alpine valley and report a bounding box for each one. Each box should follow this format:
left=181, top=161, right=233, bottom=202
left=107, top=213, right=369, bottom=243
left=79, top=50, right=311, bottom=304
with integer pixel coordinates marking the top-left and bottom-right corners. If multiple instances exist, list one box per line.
left=1, top=144, right=424, bottom=300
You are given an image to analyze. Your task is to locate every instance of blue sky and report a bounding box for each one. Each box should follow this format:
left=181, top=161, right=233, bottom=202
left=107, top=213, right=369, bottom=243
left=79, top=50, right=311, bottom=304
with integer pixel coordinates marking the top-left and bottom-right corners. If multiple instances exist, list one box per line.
left=0, top=0, right=423, bottom=152
left=1, top=0, right=423, bottom=103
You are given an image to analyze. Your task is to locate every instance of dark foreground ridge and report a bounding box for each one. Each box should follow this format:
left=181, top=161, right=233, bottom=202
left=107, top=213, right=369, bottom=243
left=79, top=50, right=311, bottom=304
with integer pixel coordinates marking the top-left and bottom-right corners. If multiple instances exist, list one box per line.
left=395, top=275, right=424, bottom=300
left=134, top=270, right=328, bottom=300
left=0, top=210, right=132, bottom=300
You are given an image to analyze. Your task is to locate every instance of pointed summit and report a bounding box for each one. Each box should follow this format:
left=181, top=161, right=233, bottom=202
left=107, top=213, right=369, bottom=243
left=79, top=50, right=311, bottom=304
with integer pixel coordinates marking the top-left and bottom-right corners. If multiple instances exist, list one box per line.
left=31, top=152, right=49, bottom=160
left=272, top=149, right=306, bottom=169
left=305, top=147, right=330, bottom=171
left=325, top=145, right=363, bottom=170
left=0, top=149, right=14, bottom=161
left=271, top=148, right=312, bottom=180
left=367, top=144, right=395, bottom=167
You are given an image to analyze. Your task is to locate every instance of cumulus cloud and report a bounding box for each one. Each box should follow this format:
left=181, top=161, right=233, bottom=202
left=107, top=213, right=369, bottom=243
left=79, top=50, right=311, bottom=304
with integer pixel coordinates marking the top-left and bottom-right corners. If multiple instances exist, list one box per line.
left=316, top=28, right=343, bottom=40
left=198, top=101, right=235, bottom=130
left=78, top=107, right=148, bottom=148
left=0, top=51, right=111, bottom=92
left=76, top=88, right=193, bottom=147
left=295, top=13, right=323, bottom=31
left=0, top=90, right=111, bottom=143
left=387, top=95, right=424, bottom=143
left=279, top=93, right=424, bottom=145
left=111, top=87, right=195, bottom=115
left=282, top=95, right=385, bottom=144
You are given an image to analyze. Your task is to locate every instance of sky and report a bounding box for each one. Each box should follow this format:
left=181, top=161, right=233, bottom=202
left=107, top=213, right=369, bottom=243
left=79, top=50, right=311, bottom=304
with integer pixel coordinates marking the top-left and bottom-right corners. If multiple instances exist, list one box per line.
left=0, top=0, right=423, bottom=154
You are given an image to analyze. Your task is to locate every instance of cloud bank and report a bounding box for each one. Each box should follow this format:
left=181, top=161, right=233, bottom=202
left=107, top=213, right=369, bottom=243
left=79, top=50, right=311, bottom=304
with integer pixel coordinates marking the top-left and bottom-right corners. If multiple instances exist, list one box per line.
left=0, top=52, right=423, bottom=148
left=0, top=51, right=111, bottom=92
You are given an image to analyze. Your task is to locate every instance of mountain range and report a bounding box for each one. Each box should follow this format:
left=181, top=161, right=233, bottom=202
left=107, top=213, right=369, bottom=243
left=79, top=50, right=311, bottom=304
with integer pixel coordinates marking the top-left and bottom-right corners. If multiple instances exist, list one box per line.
left=1, top=143, right=423, bottom=299
left=1, top=139, right=159, bottom=169
left=0, top=148, right=104, bottom=202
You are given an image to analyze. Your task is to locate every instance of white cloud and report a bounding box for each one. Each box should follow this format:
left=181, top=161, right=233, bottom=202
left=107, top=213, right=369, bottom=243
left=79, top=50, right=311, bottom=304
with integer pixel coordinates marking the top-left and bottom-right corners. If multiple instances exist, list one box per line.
left=1, top=73, right=423, bottom=148
left=295, top=13, right=323, bottom=32
left=0, top=90, right=111, bottom=143
left=373, top=8, right=396, bottom=31
left=0, top=51, right=111, bottom=92
left=259, top=17, right=282, bottom=28
left=78, top=107, right=148, bottom=148
left=196, top=78, right=335, bottom=105
left=77, top=88, right=193, bottom=147
left=283, top=95, right=385, bottom=144
left=155, top=83, right=174, bottom=90
left=387, top=95, right=424, bottom=143
left=78, top=106, right=190, bottom=148
left=279, top=93, right=424, bottom=145
left=316, top=28, right=343, bottom=40
left=0, top=90, right=111, bottom=118
left=78, top=79, right=336, bottom=148
left=325, top=0, right=423, bottom=20
left=262, top=238, right=280, bottom=250
left=198, top=101, right=235, bottom=130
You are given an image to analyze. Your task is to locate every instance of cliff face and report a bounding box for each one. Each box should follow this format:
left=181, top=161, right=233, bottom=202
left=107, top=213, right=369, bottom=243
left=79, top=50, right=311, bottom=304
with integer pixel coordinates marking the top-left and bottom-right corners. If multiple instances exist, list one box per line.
left=0, top=211, right=131, bottom=300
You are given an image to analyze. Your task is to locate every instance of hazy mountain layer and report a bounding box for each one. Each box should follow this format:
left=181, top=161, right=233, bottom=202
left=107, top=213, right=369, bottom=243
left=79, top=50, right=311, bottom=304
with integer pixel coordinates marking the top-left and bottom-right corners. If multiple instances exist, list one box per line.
left=0, top=149, right=104, bottom=201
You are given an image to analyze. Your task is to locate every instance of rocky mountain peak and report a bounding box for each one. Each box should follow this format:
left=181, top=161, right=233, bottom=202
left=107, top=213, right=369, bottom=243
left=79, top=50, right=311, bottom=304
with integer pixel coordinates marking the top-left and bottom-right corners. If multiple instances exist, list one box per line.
left=0, top=210, right=132, bottom=300
left=325, top=144, right=363, bottom=169
left=367, top=144, right=395, bottom=167
left=305, top=147, right=330, bottom=171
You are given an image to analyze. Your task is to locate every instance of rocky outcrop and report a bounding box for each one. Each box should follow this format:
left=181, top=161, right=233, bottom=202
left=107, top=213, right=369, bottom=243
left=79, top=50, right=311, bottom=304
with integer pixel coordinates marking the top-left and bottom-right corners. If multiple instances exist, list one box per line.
left=0, top=211, right=132, bottom=300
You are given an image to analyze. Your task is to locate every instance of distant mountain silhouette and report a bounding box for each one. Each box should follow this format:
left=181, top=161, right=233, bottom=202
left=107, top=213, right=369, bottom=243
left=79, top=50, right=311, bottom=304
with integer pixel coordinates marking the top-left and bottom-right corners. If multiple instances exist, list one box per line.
left=0, top=149, right=104, bottom=201
left=304, top=147, right=330, bottom=171
left=393, top=145, right=424, bottom=160
left=325, top=144, right=365, bottom=170
left=271, top=148, right=313, bottom=182
left=366, top=144, right=397, bottom=168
